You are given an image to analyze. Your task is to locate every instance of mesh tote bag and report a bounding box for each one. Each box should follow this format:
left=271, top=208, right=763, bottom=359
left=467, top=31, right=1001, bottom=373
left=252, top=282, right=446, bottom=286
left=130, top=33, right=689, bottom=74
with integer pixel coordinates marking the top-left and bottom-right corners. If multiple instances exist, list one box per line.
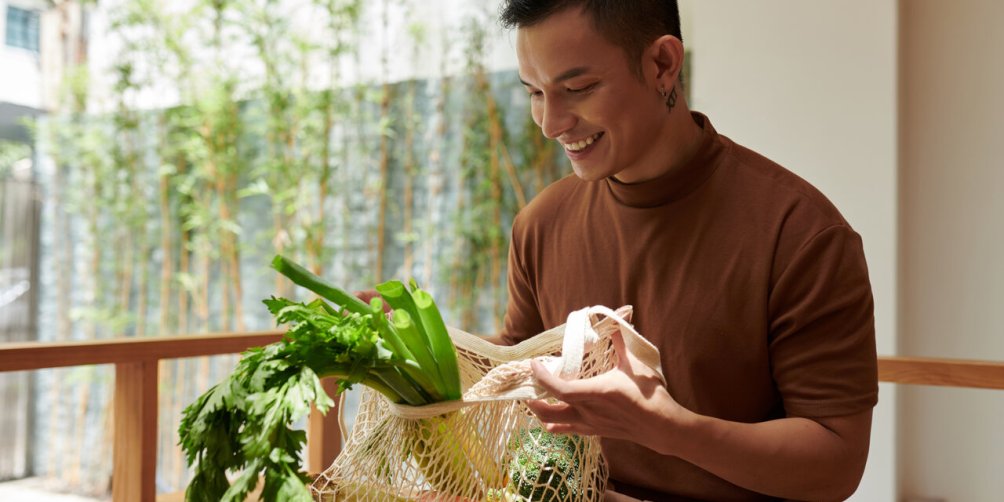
left=311, top=305, right=664, bottom=502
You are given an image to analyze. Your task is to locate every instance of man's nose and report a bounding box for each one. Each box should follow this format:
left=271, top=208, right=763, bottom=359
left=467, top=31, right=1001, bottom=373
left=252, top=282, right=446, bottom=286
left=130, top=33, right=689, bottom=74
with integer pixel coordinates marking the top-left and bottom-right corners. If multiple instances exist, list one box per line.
left=539, top=98, right=576, bottom=139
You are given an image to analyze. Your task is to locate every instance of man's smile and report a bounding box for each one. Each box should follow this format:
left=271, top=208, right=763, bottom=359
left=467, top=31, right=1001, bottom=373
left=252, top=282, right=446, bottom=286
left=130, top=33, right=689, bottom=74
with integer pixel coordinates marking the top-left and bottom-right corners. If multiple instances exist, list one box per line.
left=561, top=131, right=604, bottom=152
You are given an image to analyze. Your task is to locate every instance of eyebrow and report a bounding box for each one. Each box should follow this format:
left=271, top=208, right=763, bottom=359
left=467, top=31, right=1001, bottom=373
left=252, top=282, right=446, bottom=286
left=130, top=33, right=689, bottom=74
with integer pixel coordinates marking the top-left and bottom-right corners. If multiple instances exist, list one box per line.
left=519, top=66, right=591, bottom=87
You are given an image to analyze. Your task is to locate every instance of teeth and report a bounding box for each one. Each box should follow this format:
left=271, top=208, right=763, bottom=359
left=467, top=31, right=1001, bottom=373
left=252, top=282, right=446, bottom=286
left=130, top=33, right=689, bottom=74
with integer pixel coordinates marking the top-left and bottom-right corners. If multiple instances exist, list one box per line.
left=563, top=133, right=601, bottom=152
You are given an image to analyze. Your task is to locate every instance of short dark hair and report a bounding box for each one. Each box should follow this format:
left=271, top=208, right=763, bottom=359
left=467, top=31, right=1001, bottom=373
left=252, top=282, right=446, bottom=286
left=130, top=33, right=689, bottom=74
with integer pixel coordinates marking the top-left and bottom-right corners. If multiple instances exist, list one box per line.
left=499, top=0, right=683, bottom=78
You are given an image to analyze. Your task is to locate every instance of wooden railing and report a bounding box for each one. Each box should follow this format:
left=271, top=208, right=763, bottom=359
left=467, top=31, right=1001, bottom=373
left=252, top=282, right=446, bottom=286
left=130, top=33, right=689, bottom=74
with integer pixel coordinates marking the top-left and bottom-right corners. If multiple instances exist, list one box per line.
left=1, top=335, right=1003, bottom=501
left=0, top=332, right=341, bottom=502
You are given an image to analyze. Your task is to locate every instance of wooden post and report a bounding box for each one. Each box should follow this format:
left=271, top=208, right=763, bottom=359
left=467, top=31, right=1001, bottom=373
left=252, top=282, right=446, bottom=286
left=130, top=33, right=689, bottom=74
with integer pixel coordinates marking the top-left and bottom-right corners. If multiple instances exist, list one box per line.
left=113, top=361, right=158, bottom=502
left=307, top=377, right=341, bottom=474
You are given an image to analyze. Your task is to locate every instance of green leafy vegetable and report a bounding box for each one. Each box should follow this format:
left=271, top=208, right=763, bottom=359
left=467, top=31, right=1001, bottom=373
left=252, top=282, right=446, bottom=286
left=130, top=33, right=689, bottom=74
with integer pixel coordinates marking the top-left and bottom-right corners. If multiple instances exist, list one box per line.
left=178, top=255, right=480, bottom=501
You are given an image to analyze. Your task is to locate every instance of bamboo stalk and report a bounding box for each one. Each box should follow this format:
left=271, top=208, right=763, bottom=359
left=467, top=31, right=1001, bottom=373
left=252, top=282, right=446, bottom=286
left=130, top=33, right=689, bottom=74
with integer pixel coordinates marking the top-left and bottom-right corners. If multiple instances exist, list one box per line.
left=118, top=234, right=135, bottom=330
left=178, top=216, right=190, bottom=335
left=402, top=80, right=417, bottom=275
left=122, top=109, right=142, bottom=336
left=373, top=0, right=392, bottom=285
left=198, top=235, right=210, bottom=333
left=215, top=173, right=231, bottom=332
left=375, top=82, right=392, bottom=284
left=315, top=90, right=334, bottom=276
left=159, top=135, right=175, bottom=336
left=228, top=187, right=245, bottom=332
left=482, top=75, right=506, bottom=330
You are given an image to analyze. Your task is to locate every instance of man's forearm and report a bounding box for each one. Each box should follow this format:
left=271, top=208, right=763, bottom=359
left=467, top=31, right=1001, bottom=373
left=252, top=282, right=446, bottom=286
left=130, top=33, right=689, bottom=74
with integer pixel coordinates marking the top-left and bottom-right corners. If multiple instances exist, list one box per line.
left=658, top=409, right=872, bottom=501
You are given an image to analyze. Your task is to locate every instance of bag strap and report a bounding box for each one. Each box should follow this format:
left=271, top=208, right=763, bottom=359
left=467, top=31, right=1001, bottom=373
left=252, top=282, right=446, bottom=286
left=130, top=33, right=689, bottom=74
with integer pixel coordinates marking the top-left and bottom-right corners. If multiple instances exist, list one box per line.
left=360, top=305, right=668, bottom=416
left=559, top=305, right=666, bottom=385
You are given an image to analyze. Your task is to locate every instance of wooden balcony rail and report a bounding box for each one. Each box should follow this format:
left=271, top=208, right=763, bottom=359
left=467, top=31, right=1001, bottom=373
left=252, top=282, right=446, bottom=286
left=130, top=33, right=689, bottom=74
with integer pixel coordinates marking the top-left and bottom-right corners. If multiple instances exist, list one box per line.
left=878, top=356, right=1004, bottom=390
left=0, top=332, right=340, bottom=502
left=1, top=335, right=1004, bottom=502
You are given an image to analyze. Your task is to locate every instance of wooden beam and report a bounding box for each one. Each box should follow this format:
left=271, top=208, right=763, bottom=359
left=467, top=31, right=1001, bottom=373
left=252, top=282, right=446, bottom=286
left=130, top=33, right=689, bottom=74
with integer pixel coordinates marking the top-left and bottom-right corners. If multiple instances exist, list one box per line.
left=878, top=356, right=1004, bottom=390
left=307, top=377, right=342, bottom=475
left=113, top=361, right=158, bottom=502
left=0, top=332, right=283, bottom=372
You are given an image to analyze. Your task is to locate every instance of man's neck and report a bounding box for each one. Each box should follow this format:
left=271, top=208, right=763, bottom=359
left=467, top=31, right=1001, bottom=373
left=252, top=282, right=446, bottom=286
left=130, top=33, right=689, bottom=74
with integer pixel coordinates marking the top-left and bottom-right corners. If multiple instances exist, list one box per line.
left=612, top=107, right=704, bottom=185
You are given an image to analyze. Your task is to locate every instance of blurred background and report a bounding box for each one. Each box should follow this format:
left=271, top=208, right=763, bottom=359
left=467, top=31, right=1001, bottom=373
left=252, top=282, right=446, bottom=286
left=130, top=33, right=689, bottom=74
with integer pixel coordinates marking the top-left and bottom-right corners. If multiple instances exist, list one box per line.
left=0, top=0, right=1001, bottom=500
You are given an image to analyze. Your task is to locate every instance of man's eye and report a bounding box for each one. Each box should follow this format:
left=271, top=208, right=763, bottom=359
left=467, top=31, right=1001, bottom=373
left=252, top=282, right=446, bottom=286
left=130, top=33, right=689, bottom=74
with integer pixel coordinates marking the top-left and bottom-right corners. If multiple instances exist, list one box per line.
left=567, top=83, right=597, bottom=94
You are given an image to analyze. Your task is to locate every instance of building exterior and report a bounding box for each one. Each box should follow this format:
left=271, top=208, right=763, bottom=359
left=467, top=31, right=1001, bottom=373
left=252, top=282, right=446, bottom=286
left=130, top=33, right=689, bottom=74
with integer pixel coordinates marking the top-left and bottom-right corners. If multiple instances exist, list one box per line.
left=1, top=0, right=44, bottom=147
left=1, top=0, right=89, bottom=147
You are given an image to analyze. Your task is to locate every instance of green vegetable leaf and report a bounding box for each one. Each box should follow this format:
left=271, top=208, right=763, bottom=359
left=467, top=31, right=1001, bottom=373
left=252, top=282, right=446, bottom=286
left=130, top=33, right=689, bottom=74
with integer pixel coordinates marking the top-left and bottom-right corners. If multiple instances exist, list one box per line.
left=181, top=256, right=467, bottom=501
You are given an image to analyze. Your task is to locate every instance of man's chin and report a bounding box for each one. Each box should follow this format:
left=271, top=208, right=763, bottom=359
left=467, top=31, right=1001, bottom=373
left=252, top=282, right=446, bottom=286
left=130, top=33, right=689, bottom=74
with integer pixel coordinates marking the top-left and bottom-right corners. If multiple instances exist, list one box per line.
left=570, top=165, right=609, bottom=182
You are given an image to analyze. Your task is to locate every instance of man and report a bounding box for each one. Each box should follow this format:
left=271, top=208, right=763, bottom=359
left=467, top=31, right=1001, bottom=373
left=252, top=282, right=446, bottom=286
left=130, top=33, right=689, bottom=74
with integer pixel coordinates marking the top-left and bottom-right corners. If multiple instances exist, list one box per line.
left=495, top=1, right=879, bottom=500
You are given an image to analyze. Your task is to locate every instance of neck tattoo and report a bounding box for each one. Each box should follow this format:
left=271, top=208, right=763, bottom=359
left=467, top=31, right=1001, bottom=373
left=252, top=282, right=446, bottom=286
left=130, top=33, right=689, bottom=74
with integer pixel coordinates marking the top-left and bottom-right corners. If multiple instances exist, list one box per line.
left=665, top=86, right=677, bottom=112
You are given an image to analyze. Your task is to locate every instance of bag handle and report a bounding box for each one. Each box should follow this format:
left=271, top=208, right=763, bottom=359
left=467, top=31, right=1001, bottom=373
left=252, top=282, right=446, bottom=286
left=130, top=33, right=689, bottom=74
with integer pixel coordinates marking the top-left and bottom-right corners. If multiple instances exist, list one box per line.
left=372, top=305, right=668, bottom=415
left=558, top=305, right=666, bottom=386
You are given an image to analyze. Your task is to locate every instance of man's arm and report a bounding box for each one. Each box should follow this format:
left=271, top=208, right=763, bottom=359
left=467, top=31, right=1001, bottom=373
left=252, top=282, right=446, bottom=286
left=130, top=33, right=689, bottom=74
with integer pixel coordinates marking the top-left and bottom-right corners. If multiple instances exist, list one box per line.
left=526, top=330, right=871, bottom=501
left=670, top=409, right=871, bottom=501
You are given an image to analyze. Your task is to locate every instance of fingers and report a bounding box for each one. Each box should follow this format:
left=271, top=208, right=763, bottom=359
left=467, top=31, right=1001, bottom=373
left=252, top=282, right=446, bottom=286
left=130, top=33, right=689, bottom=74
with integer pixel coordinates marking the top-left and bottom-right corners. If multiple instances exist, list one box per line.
left=541, top=422, right=587, bottom=435
left=528, top=360, right=586, bottom=433
left=525, top=398, right=578, bottom=423
left=527, top=400, right=589, bottom=435
left=530, top=358, right=587, bottom=400
left=530, top=358, right=562, bottom=395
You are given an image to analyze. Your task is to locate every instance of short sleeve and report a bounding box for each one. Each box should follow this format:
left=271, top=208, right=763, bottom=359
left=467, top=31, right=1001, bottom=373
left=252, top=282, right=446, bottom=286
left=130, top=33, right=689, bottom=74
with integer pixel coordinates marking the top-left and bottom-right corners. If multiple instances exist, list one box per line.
left=768, top=225, right=879, bottom=418
left=500, top=214, right=544, bottom=346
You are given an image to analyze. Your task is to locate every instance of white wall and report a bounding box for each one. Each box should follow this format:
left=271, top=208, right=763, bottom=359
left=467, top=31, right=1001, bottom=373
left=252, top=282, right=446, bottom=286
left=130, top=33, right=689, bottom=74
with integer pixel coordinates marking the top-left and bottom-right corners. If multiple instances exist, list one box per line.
left=899, top=1, right=1004, bottom=500
left=683, top=1, right=899, bottom=500
left=0, top=1, right=44, bottom=109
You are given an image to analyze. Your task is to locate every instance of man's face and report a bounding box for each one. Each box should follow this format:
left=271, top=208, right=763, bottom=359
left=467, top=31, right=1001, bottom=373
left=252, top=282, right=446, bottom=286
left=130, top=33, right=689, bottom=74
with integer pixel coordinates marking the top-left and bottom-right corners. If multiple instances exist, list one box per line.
left=516, top=7, right=670, bottom=183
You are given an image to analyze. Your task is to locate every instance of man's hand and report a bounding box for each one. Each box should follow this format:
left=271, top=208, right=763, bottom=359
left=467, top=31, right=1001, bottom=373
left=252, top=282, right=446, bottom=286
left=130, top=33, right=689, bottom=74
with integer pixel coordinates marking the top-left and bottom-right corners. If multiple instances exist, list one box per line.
left=525, top=327, right=686, bottom=447
left=525, top=327, right=872, bottom=501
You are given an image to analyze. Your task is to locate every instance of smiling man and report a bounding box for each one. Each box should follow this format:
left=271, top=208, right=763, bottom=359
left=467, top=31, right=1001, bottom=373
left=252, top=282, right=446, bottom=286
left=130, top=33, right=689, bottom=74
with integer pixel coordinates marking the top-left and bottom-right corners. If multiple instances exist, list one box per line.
left=496, top=1, right=879, bottom=501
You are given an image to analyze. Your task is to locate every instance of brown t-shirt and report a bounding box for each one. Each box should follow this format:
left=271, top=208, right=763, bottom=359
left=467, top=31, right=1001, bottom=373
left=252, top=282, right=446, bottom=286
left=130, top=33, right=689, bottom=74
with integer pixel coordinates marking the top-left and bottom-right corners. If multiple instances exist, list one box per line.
left=501, top=113, right=878, bottom=501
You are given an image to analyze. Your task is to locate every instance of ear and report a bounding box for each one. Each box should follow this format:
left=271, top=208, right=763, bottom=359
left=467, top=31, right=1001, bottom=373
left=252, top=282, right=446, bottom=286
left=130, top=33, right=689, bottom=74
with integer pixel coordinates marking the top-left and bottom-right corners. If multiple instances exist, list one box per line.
left=646, top=35, right=685, bottom=89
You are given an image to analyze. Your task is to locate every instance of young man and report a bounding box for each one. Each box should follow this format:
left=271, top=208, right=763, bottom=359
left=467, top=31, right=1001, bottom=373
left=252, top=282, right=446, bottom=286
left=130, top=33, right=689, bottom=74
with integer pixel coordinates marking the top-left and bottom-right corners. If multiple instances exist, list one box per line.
left=496, top=1, right=878, bottom=500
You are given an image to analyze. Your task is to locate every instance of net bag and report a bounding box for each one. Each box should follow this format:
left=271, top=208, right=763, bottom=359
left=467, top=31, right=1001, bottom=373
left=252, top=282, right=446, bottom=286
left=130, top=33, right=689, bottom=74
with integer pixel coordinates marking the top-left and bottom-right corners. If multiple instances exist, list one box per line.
left=311, top=305, right=664, bottom=501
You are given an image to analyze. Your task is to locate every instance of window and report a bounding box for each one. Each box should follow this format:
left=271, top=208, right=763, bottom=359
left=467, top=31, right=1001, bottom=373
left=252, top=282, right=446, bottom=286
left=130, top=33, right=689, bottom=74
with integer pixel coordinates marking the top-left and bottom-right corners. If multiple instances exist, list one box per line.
left=5, top=6, right=40, bottom=53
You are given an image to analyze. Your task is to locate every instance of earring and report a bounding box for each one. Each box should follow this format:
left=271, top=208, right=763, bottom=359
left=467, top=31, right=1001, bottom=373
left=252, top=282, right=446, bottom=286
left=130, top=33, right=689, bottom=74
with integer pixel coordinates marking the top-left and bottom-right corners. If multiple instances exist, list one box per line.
left=658, top=87, right=667, bottom=98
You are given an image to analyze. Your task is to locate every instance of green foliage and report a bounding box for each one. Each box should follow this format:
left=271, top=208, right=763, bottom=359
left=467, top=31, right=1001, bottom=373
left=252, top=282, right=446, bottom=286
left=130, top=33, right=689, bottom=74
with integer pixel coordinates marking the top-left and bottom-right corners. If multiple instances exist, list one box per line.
left=181, top=256, right=466, bottom=500
left=180, top=296, right=375, bottom=501
left=0, top=140, right=30, bottom=178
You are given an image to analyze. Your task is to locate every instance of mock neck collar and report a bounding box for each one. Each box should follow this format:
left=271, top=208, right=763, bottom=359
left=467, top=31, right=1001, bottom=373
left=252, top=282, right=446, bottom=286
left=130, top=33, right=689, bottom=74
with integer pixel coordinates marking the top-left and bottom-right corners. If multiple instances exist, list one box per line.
left=604, top=112, right=724, bottom=208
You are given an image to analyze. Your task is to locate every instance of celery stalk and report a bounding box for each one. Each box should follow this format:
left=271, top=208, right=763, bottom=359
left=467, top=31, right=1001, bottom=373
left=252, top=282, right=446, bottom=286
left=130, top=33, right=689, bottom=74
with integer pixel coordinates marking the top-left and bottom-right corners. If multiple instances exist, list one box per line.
left=390, top=308, right=447, bottom=399
left=271, top=255, right=371, bottom=314
left=377, top=281, right=446, bottom=389
left=411, top=288, right=462, bottom=400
